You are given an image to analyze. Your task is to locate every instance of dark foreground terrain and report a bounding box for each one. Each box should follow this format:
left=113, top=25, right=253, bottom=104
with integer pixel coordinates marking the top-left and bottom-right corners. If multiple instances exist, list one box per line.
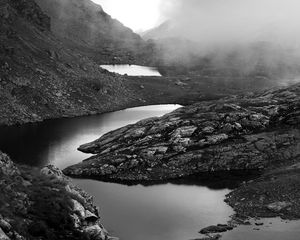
left=0, top=152, right=116, bottom=240
left=64, top=82, right=300, bottom=222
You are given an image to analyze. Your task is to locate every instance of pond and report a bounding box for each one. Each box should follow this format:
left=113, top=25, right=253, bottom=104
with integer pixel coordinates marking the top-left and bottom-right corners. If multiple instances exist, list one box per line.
left=0, top=105, right=298, bottom=240
left=100, top=64, right=162, bottom=76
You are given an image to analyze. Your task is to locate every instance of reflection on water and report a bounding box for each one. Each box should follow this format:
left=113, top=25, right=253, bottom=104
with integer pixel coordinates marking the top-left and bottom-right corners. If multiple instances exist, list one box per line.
left=0, top=105, right=180, bottom=168
left=0, top=104, right=298, bottom=240
left=100, top=64, right=162, bottom=76
left=72, top=179, right=232, bottom=240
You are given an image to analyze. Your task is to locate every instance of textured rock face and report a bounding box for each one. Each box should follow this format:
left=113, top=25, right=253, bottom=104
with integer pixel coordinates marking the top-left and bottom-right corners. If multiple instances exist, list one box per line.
left=0, top=152, right=112, bottom=240
left=64, top=83, right=300, bottom=181
left=9, top=0, right=50, bottom=30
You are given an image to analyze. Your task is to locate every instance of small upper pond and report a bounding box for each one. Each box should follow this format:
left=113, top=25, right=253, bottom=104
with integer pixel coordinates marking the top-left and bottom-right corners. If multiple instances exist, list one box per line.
left=0, top=105, right=298, bottom=240
left=100, top=64, right=162, bottom=76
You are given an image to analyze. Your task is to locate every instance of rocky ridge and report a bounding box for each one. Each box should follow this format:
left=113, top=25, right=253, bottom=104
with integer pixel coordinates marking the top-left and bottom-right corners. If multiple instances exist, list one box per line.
left=0, top=151, right=115, bottom=240
left=64, top=83, right=300, bottom=182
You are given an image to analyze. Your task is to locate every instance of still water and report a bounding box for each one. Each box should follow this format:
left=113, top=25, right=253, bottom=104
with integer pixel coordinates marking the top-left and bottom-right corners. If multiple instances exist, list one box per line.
left=100, top=64, right=162, bottom=76
left=0, top=105, right=298, bottom=240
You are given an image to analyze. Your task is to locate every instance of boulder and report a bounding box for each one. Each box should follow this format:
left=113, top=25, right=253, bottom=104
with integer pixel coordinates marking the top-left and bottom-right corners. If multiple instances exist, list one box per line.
left=199, top=224, right=233, bottom=234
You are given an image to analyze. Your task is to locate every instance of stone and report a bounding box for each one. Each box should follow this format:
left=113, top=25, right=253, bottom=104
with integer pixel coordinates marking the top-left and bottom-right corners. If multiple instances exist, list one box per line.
left=85, top=210, right=98, bottom=222
left=84, top=225, right=106, bottom=240
left=71, top=199, right=86, bottom=219
left=41, top=165, right=64, bottom=179
left=0, top=228, right=10, bottom=240
left=63, top=85, right=300, bottom=184
left=267, top=202, right=292, bottom=213
left=0, top=220, right=11, bottom=233
left=199, top=224, right=233, bottom=234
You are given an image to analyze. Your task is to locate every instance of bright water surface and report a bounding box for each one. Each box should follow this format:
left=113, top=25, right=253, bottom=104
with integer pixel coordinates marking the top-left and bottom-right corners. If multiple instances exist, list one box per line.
left=100, top=64, right=162, bottom=76
left=0, top=104, right=298, bottom=240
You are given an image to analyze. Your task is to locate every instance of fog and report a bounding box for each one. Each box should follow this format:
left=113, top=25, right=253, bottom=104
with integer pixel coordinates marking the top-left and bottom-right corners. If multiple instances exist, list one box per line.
left=161, top=0, right=300, bottom=47
left=152, top=0, right=300, bottom=77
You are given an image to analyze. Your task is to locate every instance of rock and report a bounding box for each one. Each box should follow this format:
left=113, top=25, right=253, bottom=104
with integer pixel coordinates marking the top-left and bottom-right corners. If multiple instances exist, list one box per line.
left=85, top=210, right=98, bottom=222
left=267, top=202, right=292, bottom=213
left=71, top=199, right=86, bottom=219
left=255, top=222, right=264, bottom=226
left=0, top=153, right=20, bottom=176
left=0, top=220, right=11, bottom=233
left=206, top=134, right=228, bottom=144
left=41, top=165, right=65, bottom=180
left=83, top=225, right=106, bottom=240
left=64, top=84, right=300, bottom=183
left=199, top=224, right=233, bottom=234
left=192, top=234, right=222, bottom=240
left=0, top=228, right=10, bottom=240
left=70, top=214, right=81, bottom=229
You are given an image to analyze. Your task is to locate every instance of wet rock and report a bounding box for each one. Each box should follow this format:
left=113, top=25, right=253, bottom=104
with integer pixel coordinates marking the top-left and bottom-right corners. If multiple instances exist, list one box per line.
left=255, top=222, right=264, bottom=226
left=192, top=234, right=222, bottom=240
left=199, top=224, right=234, bottom=234
left=85, top=210, right=98, bottom=222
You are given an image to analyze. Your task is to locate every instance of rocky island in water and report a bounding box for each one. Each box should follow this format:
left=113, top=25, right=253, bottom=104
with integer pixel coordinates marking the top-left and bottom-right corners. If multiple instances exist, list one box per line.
left=0, top=0, right=299, bottom=240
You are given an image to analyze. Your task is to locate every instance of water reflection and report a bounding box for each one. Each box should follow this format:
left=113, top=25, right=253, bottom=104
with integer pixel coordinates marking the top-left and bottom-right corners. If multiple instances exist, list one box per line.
left=0, top=104, right=298, bottom=240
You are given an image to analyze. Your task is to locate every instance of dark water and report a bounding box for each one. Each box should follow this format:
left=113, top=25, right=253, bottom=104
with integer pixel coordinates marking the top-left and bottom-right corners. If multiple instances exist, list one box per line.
left=100, top=64, right=162, bottom=76
left=0, top=105, right=299, bottom=240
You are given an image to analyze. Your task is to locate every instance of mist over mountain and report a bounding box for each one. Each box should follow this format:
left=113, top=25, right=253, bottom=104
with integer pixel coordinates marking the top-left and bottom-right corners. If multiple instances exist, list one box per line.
left=145, top=0, right=300, bottom=83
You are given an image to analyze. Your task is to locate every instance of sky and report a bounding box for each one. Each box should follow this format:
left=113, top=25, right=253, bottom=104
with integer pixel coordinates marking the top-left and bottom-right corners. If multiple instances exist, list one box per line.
left=91, top=0, right=300, bottom=51
left=92, top=0, right=164, bottom=32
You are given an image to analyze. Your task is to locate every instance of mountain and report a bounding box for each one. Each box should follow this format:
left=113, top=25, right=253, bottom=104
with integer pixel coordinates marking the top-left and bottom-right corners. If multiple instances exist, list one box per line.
left=0, top=0, right=145, bottom=126
left=35, top=0, right=153, bottom=64
left=142, top=20, right=173, bottom=40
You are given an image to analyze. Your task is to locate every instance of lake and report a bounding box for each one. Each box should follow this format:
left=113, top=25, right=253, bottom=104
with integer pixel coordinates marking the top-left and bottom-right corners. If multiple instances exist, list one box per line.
left=0, top=105, right=298, bottom=240
left=100, top=64, right=162, bottom=76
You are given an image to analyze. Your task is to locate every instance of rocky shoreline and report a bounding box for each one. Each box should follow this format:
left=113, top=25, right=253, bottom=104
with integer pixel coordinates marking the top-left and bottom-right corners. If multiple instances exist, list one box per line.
left=0, top=151, right=116, bottom=240
left=63, top=83, right=300, bottom=226
left=64, top=83, right=300, bottom=181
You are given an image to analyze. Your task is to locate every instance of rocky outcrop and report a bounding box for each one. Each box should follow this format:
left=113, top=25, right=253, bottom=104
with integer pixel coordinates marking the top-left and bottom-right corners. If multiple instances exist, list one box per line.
left=225, top=162, right=300, bottom=220
left=0, top=152, right=114, bottom=240
left=64, top=83, right=300, bottom=181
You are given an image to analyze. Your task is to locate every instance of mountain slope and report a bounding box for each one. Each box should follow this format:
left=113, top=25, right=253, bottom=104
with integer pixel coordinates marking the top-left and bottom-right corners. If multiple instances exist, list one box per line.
left=142, top=21, right=173, bottom=40
left=35, top=0, right=153, bottom=64
left=0, top=0, right=143, bottom=126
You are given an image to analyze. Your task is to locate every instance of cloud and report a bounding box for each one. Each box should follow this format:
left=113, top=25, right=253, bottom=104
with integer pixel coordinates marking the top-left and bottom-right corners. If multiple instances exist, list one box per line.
left=152, top=0, right=300, bottom=79
left=161, top=0, right=300, bottom=47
